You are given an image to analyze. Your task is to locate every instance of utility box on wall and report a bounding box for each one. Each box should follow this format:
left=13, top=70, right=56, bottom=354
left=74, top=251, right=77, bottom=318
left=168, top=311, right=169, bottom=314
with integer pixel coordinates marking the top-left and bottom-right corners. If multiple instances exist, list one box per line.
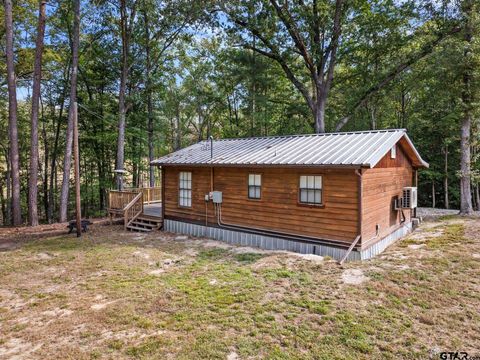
left=212, top=191, right=223, bottom=204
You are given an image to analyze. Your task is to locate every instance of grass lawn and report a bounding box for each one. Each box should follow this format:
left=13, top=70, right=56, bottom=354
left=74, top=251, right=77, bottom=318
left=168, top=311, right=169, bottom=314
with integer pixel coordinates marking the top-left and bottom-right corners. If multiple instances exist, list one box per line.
left=0, top=217, right=479, bottom=359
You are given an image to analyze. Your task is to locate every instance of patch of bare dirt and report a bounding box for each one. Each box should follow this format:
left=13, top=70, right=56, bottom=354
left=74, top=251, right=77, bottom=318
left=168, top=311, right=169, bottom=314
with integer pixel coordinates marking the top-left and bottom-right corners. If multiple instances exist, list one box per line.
left=341, top=269, right=369, bottom=285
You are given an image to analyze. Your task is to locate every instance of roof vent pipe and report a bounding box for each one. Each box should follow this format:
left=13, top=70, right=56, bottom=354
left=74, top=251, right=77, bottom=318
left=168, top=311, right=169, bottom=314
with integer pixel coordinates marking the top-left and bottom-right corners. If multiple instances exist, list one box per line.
left=209, top=135, right=213, bottom=159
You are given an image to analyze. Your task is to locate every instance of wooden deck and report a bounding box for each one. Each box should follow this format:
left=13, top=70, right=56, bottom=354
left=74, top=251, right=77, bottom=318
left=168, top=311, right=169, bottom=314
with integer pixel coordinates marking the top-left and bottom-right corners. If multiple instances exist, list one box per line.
left=143, top=203, right=162, bottom=218
left=107, top=187, right=163, bottom=232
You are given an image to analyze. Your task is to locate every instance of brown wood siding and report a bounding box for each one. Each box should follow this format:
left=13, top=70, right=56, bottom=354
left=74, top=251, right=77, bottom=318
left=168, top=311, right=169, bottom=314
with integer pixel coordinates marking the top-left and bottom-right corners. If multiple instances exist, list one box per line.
left=361, top=145, right=413, bottom=249
left=164, top=166, right=359, bottom=243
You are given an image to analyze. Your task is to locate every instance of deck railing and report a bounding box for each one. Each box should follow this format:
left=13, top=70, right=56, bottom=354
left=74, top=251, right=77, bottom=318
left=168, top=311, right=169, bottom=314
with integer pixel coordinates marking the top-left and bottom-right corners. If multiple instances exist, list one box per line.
left=126, top=187, right=162, bottom=204
left=108, top=190, right=140, bottom=211
left=108, top=186, right=162, bottom=225
left=108, top=186, right=161, bottom=211
left=123, top=192, right=144, bottom=230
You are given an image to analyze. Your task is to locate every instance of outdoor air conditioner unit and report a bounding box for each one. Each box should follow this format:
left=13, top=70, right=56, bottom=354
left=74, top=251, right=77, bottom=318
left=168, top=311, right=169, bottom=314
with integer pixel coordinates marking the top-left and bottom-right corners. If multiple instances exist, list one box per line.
left=401, top=187, right=418, bottom=209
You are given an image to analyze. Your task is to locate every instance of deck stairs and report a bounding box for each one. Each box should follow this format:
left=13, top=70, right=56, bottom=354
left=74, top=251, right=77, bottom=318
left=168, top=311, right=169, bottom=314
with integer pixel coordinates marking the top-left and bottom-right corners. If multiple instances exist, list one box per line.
left=126, top=214, right=162, bottom=233
left=108, top=188, right=163, bottom=233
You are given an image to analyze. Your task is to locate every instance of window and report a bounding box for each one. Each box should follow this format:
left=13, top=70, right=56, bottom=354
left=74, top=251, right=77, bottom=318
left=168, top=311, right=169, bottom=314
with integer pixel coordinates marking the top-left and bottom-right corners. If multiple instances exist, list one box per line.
left=248, top=174, right=261, bottom=199
left=179, top=172, right=192, bottom=207
left=299, top=175, right=322, bottom=205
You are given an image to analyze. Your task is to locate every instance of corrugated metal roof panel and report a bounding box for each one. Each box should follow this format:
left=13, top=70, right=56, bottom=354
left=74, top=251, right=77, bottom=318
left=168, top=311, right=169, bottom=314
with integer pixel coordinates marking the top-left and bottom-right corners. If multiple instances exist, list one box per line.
left=151, top=129, right=429, bottom=168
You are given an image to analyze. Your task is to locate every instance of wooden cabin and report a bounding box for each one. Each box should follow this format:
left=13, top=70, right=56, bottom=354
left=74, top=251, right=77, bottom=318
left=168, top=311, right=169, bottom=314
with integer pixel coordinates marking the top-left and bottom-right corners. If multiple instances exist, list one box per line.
left=150, top=129, right=428, bottom=261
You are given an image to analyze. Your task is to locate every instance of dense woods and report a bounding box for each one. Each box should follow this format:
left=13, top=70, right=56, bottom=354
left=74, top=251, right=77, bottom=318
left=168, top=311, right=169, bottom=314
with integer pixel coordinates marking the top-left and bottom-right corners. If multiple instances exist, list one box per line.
left=0, top=0, right=478, bottom=226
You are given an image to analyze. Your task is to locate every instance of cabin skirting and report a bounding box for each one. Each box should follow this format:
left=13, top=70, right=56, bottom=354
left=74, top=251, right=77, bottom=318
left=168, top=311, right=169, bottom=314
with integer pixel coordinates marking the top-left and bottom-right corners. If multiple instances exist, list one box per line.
left=163, top=219, right=412, bottom=261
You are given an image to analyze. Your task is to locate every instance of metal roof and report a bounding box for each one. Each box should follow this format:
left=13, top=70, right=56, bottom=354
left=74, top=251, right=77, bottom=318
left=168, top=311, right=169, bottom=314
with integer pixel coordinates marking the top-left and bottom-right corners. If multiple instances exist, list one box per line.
left=151, top=129, right=429, bottom=169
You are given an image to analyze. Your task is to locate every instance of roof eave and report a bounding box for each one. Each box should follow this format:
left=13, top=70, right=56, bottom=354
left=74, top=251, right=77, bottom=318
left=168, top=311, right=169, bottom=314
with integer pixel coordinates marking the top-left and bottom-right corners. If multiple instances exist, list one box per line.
left=151, top=162, right=363, bottom=169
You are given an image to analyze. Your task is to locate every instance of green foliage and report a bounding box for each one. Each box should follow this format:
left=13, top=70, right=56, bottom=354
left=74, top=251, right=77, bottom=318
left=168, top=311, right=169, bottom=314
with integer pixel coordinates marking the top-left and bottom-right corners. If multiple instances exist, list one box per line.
left=0, top=0, right=479, bottom=224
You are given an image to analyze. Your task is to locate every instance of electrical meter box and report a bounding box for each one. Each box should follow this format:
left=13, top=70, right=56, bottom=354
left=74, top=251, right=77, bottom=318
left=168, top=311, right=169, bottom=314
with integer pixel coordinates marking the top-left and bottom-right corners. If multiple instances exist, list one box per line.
left=212, top=191, right=223, bottom=204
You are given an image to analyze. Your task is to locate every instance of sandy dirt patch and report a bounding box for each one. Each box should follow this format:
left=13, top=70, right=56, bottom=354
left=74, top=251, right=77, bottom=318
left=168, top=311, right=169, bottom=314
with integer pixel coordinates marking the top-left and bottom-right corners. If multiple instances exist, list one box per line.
left=341, top=269, right=369, bottom=285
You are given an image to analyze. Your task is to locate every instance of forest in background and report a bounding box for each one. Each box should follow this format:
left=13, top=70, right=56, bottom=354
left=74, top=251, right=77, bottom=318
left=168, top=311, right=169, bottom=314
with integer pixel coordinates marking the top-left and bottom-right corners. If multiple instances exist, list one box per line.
left=0, top=0, right=479, bottom=226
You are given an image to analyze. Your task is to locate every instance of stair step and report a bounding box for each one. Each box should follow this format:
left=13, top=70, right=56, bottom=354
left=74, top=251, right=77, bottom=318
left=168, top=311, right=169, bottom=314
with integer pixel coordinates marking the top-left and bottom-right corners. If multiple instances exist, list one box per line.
left=136, top=220, right=160, bottom=226
left=131, top=221, right=156, bottom=228
left=137, top=214, right=162, bottom=222
left=126, top=225, right=152, bottom=232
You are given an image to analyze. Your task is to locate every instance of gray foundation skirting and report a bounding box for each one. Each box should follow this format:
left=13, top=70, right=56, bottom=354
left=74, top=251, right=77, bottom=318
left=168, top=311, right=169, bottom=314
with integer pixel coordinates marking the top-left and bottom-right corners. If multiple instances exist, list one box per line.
left=164, top=220, right=412, bottom=262
left=360, top=222, right=412, bottom=260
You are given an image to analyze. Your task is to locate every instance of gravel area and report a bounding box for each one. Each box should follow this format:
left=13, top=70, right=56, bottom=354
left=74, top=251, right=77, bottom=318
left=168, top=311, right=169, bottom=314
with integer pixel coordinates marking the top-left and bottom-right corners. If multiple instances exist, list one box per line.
left=417, top=207, right=480, bottom=220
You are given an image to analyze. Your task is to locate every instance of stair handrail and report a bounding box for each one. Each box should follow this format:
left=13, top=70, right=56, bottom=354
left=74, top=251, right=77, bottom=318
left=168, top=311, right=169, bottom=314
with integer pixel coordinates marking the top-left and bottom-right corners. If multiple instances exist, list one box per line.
left=123, top=192, right=143, bottom=230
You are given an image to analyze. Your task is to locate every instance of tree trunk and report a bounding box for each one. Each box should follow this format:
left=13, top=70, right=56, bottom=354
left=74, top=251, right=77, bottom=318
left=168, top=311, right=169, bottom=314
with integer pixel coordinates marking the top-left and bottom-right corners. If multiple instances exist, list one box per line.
left=432, top=181, right=436, bottom=208
left=459, top=0, right=474, bottom=215
left=4, top=0, right=22, bottom=225
left=174, top=103, right=181, bottom=151
left=475, top=185, right=480, bottom=211
left=0, top=180, right=6, bottom=225
left=115, top=0, right=129, bottom=190
left=5, top=149, right=11, bottom=225
left=144, top=10, right=155, bottom=188
left=42, top=109, right=49, bottom=222
left=59, top=0, right=80, bottom=222
left=28, top=0, right=47, bottom=226
left=370, top=105, right=376, bottom=130
left=313, top=96, right=326, bottom=133
left=48, top=63, right=70, bottom=223
left=443, top=144, right=449, bottom=209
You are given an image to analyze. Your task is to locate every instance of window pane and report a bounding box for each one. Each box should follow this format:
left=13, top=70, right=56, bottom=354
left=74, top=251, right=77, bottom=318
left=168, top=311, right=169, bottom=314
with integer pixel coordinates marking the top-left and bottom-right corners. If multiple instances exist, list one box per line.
left=307, top=189, right=313, bottom=203
left=314, top=176, right=322, bottom=189
left=249, top=174, right=254, bottom=185
left=255, top=174, right=261, bottom=186
left=300, top=189, right=307, bottom=202
left=249, top=187, right=255, bottom=198
left=300, top=176, right=307, bottom=188
left=315, top=190, right=321, bottom=204
left=255, top=187, right=261, bottom=198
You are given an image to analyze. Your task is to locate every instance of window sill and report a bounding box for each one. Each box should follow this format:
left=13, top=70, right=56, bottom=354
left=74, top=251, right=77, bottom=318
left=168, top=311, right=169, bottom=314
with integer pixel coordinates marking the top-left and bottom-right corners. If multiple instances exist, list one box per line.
left=177, top=205, right=192, bottom=209
left=297, top=202, right=325, bottom=209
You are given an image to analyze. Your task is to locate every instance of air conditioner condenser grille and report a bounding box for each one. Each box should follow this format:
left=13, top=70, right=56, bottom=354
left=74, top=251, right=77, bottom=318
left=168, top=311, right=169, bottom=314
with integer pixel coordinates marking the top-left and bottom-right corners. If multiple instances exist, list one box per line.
left=401, top=187, right=417, bottom=209
left=402, top=189, right=411, bottom=208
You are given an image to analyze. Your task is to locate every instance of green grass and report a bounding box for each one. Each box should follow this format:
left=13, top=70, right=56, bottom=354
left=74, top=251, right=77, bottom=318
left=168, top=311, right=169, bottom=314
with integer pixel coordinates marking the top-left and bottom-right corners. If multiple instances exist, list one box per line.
left=0, top=220, right=479, bottom=359
left=426, top=223, right=465, bottom=249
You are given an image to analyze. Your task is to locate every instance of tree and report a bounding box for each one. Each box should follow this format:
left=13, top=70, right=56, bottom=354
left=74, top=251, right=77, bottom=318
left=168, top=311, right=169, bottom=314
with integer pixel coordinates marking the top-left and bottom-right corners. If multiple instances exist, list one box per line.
left=59, top=0, right=80, bottom=222
left=140, top=0, right=198, bottom=187
left=3, top=0, right=22, bottom=225
left=221, top=0, right=347, bottom=133
left=114, top=0, right=136, bottom=190
left=459, top=0, right=475, bottom=215
left=221, top=1, right=464, bottom=133
left=28, top=0, right=47, bottom=226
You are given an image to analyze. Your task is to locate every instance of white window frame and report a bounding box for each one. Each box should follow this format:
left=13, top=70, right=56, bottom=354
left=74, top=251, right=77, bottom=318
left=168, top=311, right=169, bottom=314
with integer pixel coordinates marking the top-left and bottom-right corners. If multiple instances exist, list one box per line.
left=299, top=175, right=322, bottom=205
left=391, top=145, right=396, bottom=159
left=178, top=172, right=192, bottom=207
left=248, top=174, right=262, bottom=199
